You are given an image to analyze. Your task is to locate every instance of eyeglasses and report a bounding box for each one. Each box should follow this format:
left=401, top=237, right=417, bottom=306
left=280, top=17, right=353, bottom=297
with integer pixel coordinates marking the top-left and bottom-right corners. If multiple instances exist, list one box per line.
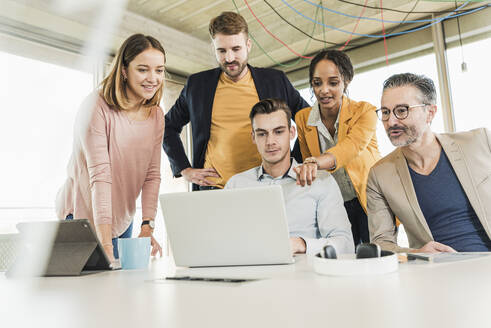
left=376, top=104, right=427, bottom=121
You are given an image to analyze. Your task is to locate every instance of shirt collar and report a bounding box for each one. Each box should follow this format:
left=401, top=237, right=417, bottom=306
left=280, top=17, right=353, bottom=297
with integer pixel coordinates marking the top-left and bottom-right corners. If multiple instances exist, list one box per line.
left=256, top=158, right=299, bottom=181
left=307, top=101, right=342, bottom=131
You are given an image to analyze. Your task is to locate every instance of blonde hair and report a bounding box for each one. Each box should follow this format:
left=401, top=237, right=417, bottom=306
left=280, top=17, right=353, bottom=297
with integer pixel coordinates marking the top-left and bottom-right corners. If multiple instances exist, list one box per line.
left=100, top=34, right=166, bottom=110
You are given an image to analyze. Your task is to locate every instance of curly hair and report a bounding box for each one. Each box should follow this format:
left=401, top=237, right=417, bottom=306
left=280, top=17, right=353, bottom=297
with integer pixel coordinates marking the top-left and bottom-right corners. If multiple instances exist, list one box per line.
left=309, top=50, right=354, bottom=93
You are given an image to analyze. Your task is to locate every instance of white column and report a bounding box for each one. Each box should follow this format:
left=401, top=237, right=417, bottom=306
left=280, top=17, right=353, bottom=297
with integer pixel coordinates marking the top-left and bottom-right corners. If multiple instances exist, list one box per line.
left=431, top=15, right=456, bottom=132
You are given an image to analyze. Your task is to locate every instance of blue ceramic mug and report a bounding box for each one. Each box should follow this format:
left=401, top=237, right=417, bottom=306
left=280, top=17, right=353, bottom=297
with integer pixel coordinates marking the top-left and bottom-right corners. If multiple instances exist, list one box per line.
left=117, top=237, right=151, bottom=270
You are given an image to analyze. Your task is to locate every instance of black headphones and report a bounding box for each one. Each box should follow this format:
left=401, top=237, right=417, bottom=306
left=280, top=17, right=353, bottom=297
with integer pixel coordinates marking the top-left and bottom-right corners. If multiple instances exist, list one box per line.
left=317, top=243, right=393, bottom=259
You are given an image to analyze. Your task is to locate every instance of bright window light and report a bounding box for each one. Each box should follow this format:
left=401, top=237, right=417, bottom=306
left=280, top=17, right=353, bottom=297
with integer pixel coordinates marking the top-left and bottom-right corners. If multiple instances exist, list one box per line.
left=446, top=37, right=491, bottom=131
left=0, top=50, right=93, bottom=228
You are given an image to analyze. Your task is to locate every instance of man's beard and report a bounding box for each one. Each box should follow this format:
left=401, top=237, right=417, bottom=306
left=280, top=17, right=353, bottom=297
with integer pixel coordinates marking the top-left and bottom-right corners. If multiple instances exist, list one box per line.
left=387, top=125, right=420, bottom=147
left=220, top=60, right=247, bottom=79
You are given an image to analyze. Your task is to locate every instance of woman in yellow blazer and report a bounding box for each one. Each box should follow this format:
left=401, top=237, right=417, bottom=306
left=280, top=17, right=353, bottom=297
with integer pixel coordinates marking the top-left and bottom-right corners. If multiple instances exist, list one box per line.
left=294, top=50, right=381, bottom=246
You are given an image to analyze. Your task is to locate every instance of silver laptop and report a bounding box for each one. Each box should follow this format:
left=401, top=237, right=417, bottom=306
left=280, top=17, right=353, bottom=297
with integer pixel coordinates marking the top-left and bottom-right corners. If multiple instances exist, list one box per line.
left=159, top=185, right=294, bottom=267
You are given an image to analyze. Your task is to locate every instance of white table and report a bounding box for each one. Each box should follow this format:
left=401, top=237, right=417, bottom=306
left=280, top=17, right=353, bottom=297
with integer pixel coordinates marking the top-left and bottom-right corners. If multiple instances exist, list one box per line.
left=1, top=254, right=491, bottom=328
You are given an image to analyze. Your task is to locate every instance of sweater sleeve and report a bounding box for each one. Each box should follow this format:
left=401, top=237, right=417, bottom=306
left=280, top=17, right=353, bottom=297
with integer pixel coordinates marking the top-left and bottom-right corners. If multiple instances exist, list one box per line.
left=141, top=108, right=164, bottom=219
left=79, top=98, right=112, bottom=225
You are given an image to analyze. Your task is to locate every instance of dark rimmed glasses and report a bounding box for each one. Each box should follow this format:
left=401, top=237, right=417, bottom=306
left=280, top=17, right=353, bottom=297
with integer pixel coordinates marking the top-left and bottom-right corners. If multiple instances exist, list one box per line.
left=376, top=104, right=427, bottom=121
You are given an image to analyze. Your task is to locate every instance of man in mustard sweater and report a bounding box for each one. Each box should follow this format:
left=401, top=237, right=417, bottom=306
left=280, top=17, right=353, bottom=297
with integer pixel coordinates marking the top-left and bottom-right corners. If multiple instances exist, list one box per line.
left=163, top=12, right=308, bottom=190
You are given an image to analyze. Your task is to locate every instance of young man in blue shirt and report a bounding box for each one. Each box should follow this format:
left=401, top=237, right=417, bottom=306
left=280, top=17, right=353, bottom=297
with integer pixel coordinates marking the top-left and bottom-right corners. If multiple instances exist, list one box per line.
left=226, top=99, right=354, bottom=255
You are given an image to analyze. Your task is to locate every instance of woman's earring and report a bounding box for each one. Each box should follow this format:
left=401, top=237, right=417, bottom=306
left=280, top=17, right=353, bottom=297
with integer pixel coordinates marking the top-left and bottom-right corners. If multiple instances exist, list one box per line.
left=122, top=75, right=127, bottom=82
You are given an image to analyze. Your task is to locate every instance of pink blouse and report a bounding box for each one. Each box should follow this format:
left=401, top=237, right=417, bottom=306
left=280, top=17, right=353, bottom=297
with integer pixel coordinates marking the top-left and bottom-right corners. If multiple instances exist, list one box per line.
left=56, top=93, right=164, bottom=238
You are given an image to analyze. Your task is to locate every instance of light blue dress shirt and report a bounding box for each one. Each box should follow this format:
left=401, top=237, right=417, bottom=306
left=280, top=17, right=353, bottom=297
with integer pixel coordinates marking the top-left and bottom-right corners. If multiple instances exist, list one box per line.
left=225, top=159, right=354, bottom=255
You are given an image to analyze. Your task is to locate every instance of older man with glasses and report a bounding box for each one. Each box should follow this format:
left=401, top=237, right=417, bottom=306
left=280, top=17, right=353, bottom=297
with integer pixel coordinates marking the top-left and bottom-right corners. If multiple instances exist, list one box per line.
left=367, top=73, right=491, bottom=253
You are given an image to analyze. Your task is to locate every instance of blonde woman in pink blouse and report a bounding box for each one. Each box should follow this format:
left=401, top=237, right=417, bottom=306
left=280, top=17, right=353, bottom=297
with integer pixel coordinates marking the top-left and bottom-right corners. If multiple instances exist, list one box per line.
left=56, top=34, right=166, bottom=262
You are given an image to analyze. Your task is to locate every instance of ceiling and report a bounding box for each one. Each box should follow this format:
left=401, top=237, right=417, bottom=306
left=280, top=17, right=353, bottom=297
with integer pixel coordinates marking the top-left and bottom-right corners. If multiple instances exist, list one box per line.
left=2, top=0, right=488, bottom=78
left=125, top=0, right=485, bottom=75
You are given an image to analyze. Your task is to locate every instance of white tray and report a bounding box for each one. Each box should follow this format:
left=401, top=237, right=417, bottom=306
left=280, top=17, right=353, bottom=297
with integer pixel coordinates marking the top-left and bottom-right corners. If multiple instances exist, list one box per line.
left=313, top=252, right=399, bottom=276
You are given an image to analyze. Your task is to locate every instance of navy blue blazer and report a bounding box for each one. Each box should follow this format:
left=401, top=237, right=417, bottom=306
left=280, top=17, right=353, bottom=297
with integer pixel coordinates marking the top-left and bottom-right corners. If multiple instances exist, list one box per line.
left=163, top=65, right=309, bottom=188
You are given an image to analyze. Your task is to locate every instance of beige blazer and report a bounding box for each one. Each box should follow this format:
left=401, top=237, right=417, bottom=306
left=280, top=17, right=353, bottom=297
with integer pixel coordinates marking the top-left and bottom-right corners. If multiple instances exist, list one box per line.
left=367, top=128, right=491, bottom=253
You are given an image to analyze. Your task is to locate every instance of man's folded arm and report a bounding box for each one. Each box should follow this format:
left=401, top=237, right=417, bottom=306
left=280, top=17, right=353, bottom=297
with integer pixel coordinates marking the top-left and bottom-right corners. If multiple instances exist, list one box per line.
left=366, top=169, right=411, bottom=253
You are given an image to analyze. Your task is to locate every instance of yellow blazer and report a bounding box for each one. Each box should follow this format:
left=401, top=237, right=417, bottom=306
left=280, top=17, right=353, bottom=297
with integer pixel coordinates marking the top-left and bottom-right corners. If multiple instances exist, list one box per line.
left=295, top=96, right=381, bottom=211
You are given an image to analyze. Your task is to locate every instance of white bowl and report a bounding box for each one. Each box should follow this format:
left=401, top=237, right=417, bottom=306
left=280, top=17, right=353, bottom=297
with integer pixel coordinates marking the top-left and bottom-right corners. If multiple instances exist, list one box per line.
left=313, top=252, right=398, bottom=276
